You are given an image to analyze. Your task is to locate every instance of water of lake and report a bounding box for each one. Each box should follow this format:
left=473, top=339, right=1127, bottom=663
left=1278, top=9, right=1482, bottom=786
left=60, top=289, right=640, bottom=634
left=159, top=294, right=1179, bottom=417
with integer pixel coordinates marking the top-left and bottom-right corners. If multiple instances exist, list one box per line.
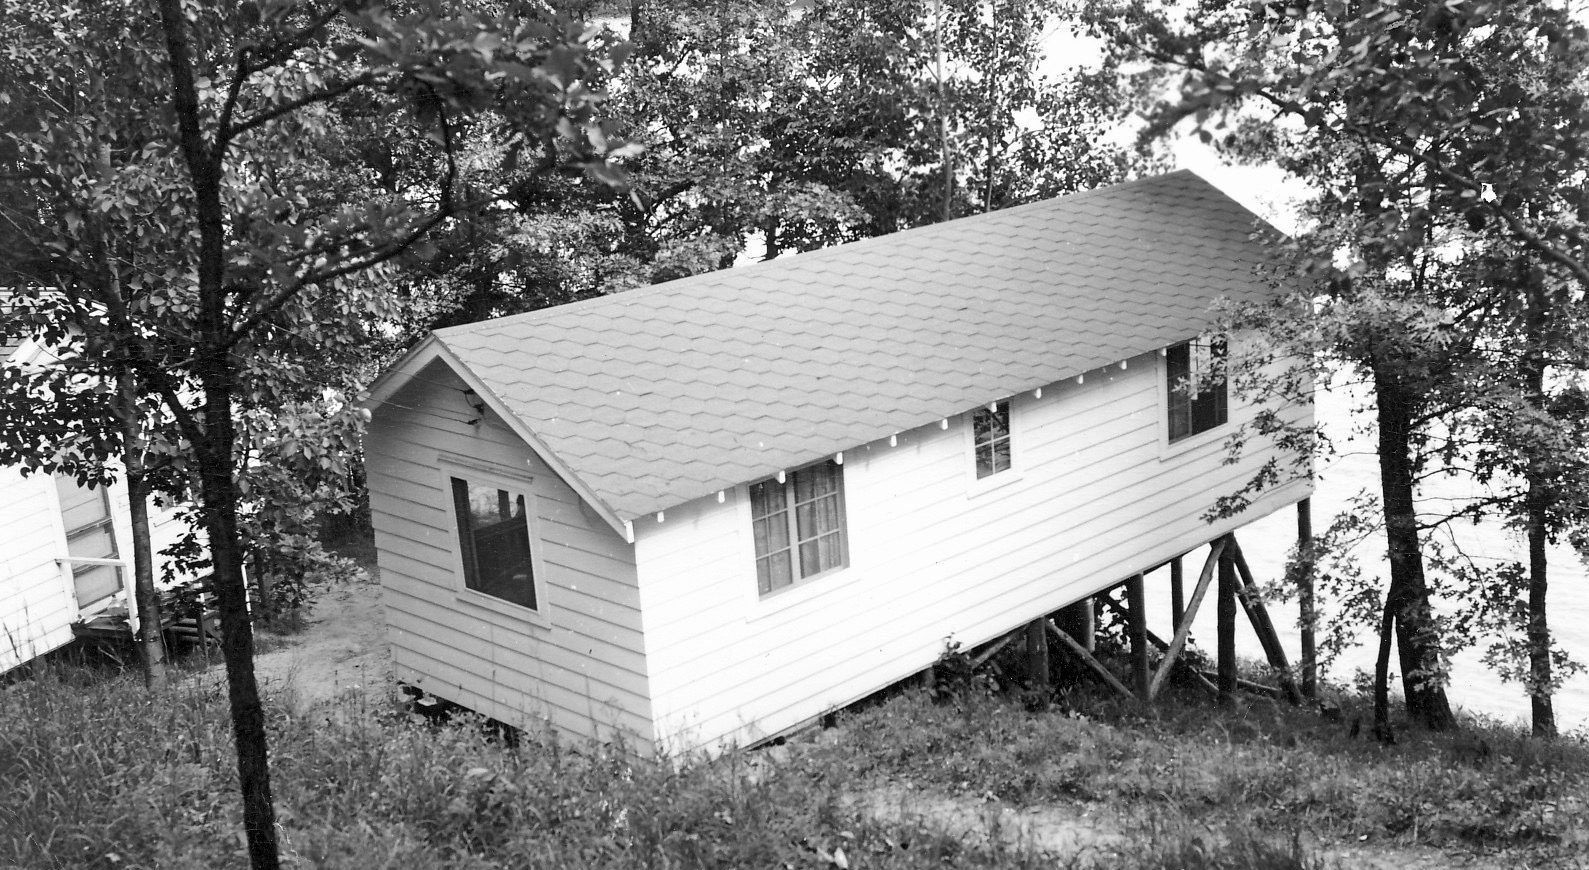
left=1149, top=384, right=1589, bottom=734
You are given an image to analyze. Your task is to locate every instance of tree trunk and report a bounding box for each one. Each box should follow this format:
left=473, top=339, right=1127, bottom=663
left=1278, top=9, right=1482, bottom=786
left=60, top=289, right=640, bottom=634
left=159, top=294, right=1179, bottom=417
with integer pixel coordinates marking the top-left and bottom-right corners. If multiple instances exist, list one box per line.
left=1297, top=497, right=1317, bottom=699
left=934, top=0, right=952, bottom=221
left=763, top=219, right=781, bottom=261
left=155, top=1, right=281, bottom=861
left=1522, top=286, right=1556, bottom=738
left=196, top=362, right=280, bottom=870
left=118, top=374, right=167, bottom=689
left=1372, top=603, right=1395, bottom=741
left=630, top=0, right=655, bottom=55
left=1526, top=484, right=1555, bottom=737
left=1373, top=359, right=1457, bottom=731
left=253, top=550, right=274, bottom=627
left=99, top=267, right=170, bottom=691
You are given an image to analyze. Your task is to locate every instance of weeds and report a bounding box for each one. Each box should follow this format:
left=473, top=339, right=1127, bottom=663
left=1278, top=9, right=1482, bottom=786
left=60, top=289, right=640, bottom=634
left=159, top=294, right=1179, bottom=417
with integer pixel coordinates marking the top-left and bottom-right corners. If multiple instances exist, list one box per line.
left=808, top=682, right=1589, bottom=856
left=0, top=667, right=1053, bottom=869
left=5, top=654, right=1584, bottom=868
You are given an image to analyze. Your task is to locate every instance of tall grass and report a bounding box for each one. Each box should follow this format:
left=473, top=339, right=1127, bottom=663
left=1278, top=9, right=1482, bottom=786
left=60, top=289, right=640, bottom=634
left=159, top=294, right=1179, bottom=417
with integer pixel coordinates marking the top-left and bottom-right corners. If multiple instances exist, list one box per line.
left=0, top=667, right=1059, bottom=869
left=10, top=657, right=1575, bottom=868
left=808, top=682, right=1589, bottom=856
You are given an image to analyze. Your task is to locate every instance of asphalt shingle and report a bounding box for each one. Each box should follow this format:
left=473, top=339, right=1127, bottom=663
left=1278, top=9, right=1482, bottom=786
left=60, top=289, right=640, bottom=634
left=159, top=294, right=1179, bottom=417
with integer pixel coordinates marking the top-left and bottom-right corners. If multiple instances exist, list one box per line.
left=433, top=170, right=1280, bottom=522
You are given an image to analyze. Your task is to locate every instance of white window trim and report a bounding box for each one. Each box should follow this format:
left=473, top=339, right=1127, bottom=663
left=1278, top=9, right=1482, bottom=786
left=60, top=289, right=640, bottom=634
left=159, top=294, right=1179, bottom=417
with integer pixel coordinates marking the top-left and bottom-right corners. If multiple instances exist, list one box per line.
left=740, top=483, right=852, bottom=622
left=745, top=460, right=851, bottom=602
left=964, top=398, right=1024, bottom=497
left=437, top=456, right=551, bottom=626
left=1157, top=342, right=1232, bottom=460
left=50, top=476, right=127, bottom=617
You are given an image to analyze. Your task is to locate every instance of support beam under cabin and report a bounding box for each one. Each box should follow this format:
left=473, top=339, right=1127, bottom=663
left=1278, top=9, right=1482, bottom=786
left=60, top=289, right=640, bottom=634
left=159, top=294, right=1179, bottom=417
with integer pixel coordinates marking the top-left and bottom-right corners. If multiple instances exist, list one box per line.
left=1125, top=573, right=1150, bottom=698
left=1217, top=537, right=1238, bottom=706
left=1056, top=597, right=1094, bottom=652
left=1026, top=617, right=1050, bottom=699
left=1297, top=497, right=1317, bottom=699
left=1170, top=555, right=1185, bottom=629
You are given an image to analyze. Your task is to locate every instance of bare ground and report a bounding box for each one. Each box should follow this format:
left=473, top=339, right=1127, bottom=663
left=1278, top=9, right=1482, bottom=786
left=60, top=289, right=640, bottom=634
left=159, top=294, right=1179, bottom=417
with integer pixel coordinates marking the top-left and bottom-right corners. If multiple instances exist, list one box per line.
left=855, top=781, right=1574, bottom=869
left=240, top=574, right=390, bottom=715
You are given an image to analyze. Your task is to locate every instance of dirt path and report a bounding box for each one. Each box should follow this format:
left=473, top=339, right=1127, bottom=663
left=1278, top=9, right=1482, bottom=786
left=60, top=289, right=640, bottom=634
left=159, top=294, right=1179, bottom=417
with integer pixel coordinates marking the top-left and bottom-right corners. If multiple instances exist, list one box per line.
left=854, top=783, right=1534, bottom=869
left=247, top=576, right=389, bottom=714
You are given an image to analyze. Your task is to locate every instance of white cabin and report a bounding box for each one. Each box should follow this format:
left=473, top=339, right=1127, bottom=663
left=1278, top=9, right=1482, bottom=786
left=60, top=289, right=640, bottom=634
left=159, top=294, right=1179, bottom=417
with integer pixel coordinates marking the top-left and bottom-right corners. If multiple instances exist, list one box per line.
left=1, top=337, right=194, bottom=673
left=363, top=171, right=1314, bottom=755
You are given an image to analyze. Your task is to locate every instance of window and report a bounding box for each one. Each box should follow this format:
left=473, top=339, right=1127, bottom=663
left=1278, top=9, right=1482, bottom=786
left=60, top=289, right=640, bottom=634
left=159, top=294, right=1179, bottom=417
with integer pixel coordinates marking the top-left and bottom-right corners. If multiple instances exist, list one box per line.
left=972, top=401, right=1012, bottom=478
left=749, top=460, right=847, bottom=595
left=53, top=474, right=122, bottom=608
left=450, top=476, right=538, bottom=610
left=1166, top=337, right=1228, bottom=442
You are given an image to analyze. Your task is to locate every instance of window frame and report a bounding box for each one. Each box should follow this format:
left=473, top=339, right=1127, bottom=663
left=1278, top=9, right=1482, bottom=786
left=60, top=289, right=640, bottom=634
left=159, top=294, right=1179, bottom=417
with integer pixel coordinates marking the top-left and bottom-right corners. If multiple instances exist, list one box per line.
left=1163, top=336, right=1230, bottom=447
left=748, top=459, right=849, bottom=597
left=438, top=459, right=550, bottom=622
left=52, top=475, right=125, bottom=611
left=963, top=398, right=1023, bottom=495
left=970, top=400, right=1014, bottom=480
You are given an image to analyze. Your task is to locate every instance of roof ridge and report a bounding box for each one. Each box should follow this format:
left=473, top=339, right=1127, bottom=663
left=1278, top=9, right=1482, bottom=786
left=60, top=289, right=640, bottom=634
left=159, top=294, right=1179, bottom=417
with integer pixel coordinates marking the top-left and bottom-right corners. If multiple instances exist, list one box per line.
left=434, top=169, right=1203, bottom=339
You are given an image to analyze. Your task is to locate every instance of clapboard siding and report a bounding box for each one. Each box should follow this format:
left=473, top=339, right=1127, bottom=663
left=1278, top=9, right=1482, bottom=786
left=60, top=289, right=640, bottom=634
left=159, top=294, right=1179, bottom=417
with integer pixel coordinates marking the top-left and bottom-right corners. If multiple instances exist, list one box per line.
left=0, top=469, right=72, bottom=672
left=634, top=347, right=1313, bottom=752
left=366, top=359, right=652, bottom=745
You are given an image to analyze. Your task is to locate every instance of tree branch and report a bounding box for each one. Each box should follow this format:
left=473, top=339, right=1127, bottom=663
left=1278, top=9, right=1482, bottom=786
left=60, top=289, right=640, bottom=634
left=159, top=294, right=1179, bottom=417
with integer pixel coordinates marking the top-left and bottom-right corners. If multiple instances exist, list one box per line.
left=224, top=72, right=379, bottom=143
left=218, top=93, right=463, bottom=354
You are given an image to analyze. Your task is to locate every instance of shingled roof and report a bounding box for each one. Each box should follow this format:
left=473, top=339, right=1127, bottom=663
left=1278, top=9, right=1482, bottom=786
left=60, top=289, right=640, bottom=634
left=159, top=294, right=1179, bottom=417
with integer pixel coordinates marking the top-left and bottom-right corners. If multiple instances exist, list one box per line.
left=383, top=170, right=1280, bottom=526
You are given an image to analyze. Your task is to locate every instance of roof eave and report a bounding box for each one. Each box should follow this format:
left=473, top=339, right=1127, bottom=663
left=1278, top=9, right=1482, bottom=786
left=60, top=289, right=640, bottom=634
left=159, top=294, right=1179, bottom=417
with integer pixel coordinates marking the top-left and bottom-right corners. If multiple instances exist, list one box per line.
left=445, top=339, right=631, bottom=538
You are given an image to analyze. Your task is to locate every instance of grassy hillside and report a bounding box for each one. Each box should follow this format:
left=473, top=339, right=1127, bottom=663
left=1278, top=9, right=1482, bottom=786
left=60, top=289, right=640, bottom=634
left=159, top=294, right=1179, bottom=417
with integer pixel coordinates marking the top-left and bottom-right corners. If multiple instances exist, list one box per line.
left=3, top=656, right=1585, bottom=869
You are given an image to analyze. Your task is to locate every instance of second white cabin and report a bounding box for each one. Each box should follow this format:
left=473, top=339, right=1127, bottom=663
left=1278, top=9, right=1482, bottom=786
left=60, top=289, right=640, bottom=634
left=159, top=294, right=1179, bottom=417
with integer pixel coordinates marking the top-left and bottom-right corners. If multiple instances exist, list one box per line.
left=1, top=339, right=196, bottom=673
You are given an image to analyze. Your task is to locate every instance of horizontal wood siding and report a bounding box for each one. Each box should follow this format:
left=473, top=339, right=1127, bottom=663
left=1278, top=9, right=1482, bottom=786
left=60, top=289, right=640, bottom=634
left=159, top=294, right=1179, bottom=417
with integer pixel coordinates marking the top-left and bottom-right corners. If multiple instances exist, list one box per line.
left=367, top=360, right=652, bottom=746
left=1, top=469, right=72, bottom=672
left=634, top=348, right=1314, bottom=753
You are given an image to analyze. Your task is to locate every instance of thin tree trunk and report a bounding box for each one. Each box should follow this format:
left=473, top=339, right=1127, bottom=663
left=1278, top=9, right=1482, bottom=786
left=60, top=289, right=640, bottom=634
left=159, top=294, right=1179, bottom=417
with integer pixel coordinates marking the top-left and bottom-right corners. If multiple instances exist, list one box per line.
left=935, top=0, right=952, bottom=221
left=1373, top=359, right=1458, bottom=731
left=1297, top=497, right=1317, bottom=699
left=157, top=3, right=280, bottom=862
left=196, top=363, right=280, bottom=870
left=1372, top=603, right=1394, bottom=741
left=982, top=5, right=999, bottom=214
left=630, top=0, right=654, bottom=55
left=763, top=219, right=781, bottom=261
left=1526, top=484, right=1555, bottom=737
left=118, top=373, right=167, bottom=689
left=1522, top=286, right=1556, bottom=738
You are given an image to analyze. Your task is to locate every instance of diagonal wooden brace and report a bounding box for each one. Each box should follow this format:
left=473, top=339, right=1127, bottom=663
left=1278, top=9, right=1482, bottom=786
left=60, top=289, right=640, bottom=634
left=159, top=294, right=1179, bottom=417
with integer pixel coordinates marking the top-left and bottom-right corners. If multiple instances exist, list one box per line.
left=1228, top=536, right=1303, bottom=705
left=1148, top=536, right=1227, bottom=701
left=1046, top=620, right=1136, bottom=701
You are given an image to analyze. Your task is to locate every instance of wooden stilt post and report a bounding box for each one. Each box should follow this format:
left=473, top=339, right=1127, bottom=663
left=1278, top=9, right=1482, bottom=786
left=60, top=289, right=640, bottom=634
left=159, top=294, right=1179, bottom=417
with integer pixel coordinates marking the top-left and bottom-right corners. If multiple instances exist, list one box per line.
left=1026, top=617, right=1050, bottom=698
left=1170, top=555, right=1185, bottom=630
left=1297, top=497, right=1317, bottom=700
left=1057, top=597, right=1095, bottom=652
left=1126, top=573, right=1150, bottom=699
left=1217, top=536, right=1238, bottom=706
